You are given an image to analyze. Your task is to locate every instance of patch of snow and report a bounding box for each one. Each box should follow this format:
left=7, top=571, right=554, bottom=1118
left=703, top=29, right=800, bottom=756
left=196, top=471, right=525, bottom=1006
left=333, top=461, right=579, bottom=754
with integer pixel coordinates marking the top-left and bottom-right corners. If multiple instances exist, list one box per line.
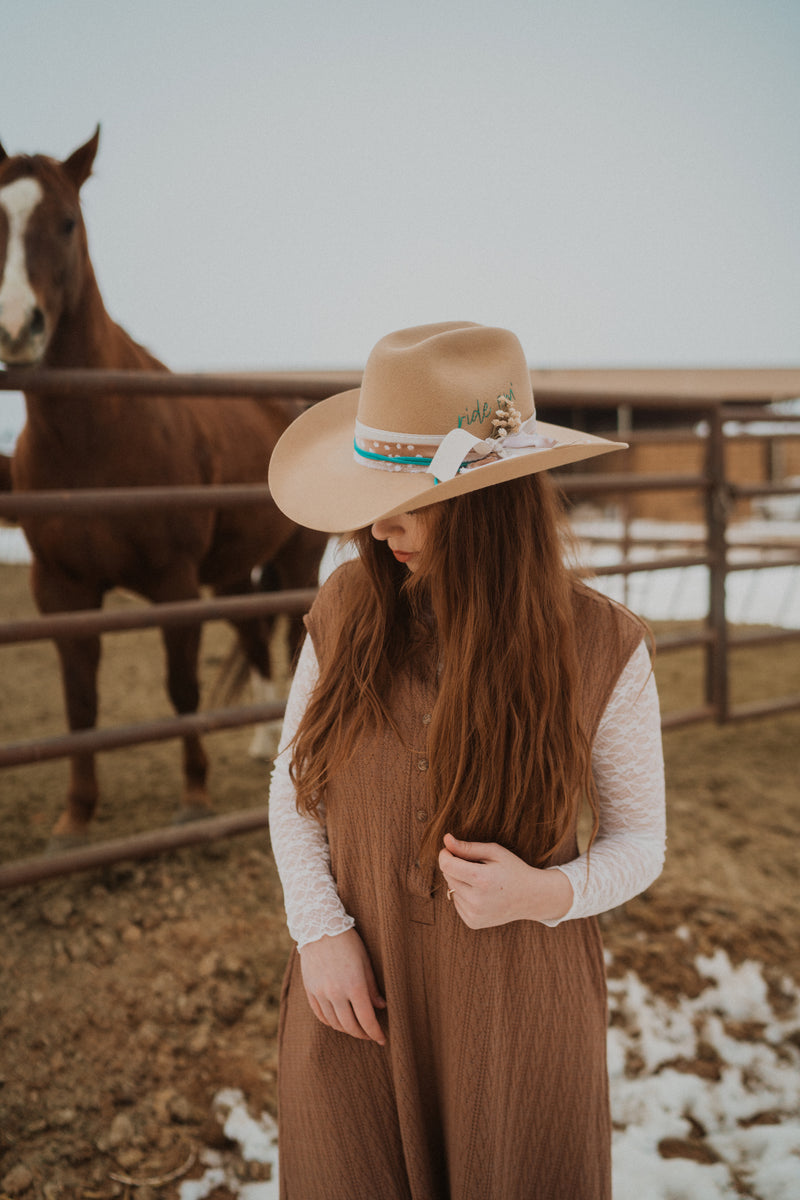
left=183, top=955, right=799, bottom=1200
left=607, top=952, right=800, bottom=1199
left=179, top=1089, right=279, bottom=1200
left=0, top=527, right=29, bottom=563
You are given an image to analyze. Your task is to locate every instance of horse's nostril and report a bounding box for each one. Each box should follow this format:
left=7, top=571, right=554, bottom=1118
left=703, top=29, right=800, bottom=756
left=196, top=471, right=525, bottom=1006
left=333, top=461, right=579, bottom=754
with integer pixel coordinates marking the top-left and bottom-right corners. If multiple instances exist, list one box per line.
left=30, top=307, right=46, bottom=336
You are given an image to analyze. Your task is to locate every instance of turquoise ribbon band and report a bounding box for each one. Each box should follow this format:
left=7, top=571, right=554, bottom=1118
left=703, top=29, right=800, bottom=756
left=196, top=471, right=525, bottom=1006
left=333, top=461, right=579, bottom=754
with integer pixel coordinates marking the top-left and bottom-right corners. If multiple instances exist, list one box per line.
left=354, top=441, right=435, bottom=468
left=353, top=440, right=442, bottom=485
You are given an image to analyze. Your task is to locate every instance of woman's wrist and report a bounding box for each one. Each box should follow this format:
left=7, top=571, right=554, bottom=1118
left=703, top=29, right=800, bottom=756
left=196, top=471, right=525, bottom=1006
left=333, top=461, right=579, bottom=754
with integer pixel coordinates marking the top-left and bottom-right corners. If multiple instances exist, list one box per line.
left=527, top=865, right=574, bottom=923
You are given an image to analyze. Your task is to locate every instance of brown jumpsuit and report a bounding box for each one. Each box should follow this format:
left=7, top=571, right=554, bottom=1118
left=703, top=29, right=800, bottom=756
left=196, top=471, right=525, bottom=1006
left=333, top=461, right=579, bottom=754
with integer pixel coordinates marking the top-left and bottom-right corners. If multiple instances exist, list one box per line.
left=278, top=563, right=642, bottom=1199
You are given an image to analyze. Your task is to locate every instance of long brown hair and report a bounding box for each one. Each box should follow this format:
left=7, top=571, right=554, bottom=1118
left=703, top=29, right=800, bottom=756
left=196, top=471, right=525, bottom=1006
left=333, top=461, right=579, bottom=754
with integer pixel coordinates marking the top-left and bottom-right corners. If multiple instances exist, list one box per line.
left=290, top=473, right=598, bottom=867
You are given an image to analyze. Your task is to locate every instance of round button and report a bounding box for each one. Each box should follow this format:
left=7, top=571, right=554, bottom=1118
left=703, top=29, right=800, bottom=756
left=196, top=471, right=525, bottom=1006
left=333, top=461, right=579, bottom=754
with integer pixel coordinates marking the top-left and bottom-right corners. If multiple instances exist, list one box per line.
left=417, top=758, right=429, bottom=771
left=416, top=809, right=427, bottom=822
left=422, top=713, right=432, bottom=725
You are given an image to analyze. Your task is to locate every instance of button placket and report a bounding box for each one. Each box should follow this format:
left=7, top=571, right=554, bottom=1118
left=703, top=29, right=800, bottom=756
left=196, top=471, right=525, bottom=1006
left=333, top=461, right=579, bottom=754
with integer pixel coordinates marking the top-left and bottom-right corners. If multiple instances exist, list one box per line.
left=406, top=733, right=435, bottom=908
left=405, top=683, right=437, bottom=919
left=415, top=706, right=431, bottom=829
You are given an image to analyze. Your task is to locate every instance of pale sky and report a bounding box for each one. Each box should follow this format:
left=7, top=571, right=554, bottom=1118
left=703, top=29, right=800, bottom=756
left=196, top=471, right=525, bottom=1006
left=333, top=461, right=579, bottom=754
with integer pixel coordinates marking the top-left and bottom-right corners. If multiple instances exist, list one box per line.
left=1, top=0, right=798, bottom=442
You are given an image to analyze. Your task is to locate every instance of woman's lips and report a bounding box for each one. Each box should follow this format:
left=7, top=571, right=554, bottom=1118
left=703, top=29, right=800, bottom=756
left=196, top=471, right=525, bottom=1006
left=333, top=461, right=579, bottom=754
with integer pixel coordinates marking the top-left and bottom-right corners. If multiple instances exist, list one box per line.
left=391, top=550, right=414, bottom=563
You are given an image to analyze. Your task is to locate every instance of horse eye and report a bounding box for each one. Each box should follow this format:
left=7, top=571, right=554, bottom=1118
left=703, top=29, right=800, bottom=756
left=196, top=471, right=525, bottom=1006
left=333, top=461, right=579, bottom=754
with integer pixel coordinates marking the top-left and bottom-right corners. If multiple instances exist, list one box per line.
left=62, top=216, right=76, bottom=236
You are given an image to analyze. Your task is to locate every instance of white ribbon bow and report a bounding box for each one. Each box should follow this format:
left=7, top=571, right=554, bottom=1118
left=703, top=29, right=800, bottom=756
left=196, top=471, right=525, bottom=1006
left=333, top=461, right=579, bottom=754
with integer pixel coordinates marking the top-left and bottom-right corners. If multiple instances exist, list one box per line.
left=428, top=416, right=551, bottom=483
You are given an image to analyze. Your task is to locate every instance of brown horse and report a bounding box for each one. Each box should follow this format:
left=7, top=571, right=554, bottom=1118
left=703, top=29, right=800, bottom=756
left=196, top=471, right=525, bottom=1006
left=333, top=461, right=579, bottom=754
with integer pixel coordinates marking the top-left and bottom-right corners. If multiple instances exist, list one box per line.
left=0, top=128, right=326, bottom=844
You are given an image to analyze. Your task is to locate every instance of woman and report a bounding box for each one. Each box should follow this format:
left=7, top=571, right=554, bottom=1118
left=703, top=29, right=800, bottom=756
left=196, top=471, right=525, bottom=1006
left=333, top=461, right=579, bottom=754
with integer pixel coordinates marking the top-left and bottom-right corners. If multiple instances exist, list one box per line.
left=267, top=322, right=665, bottom=1199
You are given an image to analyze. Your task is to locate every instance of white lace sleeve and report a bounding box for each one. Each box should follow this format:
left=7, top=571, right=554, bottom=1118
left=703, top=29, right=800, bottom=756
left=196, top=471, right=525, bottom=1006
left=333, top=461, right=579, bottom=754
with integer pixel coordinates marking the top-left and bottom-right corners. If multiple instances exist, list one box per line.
left=267, top=635, right=356, bottom=949
left=543, top=639, right=666, bottom=925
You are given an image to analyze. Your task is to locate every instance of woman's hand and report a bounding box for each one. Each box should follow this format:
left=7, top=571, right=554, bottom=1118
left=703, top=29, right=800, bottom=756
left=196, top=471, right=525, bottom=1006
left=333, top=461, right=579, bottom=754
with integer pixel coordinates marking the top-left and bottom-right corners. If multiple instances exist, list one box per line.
left=438, top=833, right=574, bottom=927
left=299, top=928, right=387, bottom=1045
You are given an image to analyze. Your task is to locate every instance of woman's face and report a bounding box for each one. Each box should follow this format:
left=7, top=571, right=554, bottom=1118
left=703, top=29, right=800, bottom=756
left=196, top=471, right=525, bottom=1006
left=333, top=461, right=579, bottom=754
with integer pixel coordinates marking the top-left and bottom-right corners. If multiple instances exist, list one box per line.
left=370, top=511, right=427, bottom=573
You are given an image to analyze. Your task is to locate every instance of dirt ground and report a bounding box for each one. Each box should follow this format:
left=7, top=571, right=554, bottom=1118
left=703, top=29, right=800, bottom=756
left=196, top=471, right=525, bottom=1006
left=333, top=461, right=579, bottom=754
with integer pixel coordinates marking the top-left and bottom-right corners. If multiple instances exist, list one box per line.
left=1, top=560, right=798, bottom=1199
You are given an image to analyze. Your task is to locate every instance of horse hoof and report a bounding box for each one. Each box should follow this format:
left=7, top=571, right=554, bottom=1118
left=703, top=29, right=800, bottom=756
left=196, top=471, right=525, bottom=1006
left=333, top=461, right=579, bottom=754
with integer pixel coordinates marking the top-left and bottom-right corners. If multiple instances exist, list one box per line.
left=45, top=832, right=90, bottom=855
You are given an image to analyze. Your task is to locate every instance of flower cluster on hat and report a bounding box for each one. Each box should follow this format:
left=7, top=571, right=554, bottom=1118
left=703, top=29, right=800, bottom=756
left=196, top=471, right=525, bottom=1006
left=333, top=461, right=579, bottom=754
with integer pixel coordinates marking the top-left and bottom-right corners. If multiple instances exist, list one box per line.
left=491, top=386, right=523, bottom=441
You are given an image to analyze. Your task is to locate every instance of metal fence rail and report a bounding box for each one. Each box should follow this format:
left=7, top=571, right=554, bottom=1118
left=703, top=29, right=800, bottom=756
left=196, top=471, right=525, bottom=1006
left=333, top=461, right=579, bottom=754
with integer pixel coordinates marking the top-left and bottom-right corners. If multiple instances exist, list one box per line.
left=1, top=366, right=799, bottom=886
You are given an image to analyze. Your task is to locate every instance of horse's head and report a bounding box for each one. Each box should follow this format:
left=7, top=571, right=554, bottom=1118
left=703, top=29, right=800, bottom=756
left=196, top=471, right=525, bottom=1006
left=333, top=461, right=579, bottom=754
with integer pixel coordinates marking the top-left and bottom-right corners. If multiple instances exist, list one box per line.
left=0, top=127, right=99, bottom=366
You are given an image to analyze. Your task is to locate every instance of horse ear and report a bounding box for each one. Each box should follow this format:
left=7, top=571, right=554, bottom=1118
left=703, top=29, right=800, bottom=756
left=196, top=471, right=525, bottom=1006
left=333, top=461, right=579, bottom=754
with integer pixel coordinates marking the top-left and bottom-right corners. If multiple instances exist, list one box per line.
left=62, top=125, right=101, bottom=190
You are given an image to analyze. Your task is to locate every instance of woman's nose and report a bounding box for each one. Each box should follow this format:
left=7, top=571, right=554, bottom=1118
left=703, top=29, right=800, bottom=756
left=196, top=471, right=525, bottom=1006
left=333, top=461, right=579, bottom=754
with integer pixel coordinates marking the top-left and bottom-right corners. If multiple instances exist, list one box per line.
left=371, top=519, right=392, bottom=541
left=371, top=516, right=408, bottom=541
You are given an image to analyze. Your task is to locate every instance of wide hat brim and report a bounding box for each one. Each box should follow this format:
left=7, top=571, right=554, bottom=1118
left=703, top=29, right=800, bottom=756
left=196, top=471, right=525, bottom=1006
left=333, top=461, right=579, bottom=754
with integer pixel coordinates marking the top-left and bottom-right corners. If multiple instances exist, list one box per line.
left=269, top=387, right=627, bottom=533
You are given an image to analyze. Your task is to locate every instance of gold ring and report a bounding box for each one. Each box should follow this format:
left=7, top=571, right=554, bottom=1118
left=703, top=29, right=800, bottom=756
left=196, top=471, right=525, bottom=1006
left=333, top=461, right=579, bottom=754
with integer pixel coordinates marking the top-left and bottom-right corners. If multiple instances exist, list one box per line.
left=446, top=888, right=454, bottom=901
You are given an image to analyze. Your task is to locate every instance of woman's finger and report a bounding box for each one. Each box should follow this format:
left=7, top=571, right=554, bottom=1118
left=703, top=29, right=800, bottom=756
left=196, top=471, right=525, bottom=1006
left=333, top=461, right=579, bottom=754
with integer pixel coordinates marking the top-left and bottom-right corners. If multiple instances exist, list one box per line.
left=313, top=985, right=383, bottom=1043
left=330, top=996, right=372, bottom=1041
left=438, top=849, right=476, bottom=889
left=443, top=832, right=498, bottom=862
left=299, top=928, right=387, bottom=1043
left=350, top=990, right=386, bottom=1045
left=317, top=995, right=354, bottom=1037
left=308, top=994, right=329, bottom=1027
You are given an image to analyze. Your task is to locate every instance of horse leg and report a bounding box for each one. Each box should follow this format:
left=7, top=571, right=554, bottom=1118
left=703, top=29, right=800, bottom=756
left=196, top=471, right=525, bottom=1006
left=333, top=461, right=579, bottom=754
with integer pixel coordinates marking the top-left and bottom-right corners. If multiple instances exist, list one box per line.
left=149, top=570, right=211, bottom=822
left=158, top=619, right=211, bottom=821
left=216, top=570, right=283, bottom=761
left=30, top=561, right=103, bottom=846
left=245, top=614, right=284, bottom=761
left=270, top=525, right=329, bottom=665
left=246, top=527, right=328, bottom=760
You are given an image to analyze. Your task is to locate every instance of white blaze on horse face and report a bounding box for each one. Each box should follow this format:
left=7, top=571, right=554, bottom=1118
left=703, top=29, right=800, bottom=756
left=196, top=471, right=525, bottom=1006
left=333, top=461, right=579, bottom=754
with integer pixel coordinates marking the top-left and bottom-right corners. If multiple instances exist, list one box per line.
left=0, top=176, right=45, bottom=361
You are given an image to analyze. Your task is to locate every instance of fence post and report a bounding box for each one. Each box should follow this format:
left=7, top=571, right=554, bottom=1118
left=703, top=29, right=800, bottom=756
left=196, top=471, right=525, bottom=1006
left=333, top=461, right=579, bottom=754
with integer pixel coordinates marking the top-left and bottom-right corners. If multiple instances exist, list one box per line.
left=617, top=402, right=634, bottom=607
left=705, top=405, right=730, bottom=721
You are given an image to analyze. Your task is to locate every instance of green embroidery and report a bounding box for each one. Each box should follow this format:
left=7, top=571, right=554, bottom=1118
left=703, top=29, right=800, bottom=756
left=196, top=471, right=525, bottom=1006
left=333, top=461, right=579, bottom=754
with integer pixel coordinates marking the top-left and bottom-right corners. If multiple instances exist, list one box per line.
left=457, top=399, right=493, bottom=429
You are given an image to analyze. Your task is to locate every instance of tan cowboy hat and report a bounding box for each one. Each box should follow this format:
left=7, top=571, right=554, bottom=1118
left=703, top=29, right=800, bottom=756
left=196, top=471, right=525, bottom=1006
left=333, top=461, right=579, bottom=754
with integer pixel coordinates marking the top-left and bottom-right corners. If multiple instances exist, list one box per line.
left=268, top=321, right=627, bottom=533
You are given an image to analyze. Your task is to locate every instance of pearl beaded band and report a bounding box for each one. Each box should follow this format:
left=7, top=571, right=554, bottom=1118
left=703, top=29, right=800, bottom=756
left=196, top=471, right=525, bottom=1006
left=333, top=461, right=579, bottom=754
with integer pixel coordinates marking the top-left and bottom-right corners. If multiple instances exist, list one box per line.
left=354, top=421, right=448, bottom=474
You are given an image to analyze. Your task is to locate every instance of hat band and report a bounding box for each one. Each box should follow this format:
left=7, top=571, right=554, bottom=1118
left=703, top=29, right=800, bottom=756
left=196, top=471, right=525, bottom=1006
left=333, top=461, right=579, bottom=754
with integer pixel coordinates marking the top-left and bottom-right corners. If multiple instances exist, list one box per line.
left=353, top=417, right=557, bottom=484
left=354, top=420, right=447, bottom=476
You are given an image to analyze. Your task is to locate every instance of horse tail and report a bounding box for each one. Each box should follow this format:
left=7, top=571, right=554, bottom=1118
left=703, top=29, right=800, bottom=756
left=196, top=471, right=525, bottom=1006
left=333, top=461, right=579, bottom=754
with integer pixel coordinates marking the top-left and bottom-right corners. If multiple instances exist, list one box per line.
left=208, top=562, right=283, bottom=707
